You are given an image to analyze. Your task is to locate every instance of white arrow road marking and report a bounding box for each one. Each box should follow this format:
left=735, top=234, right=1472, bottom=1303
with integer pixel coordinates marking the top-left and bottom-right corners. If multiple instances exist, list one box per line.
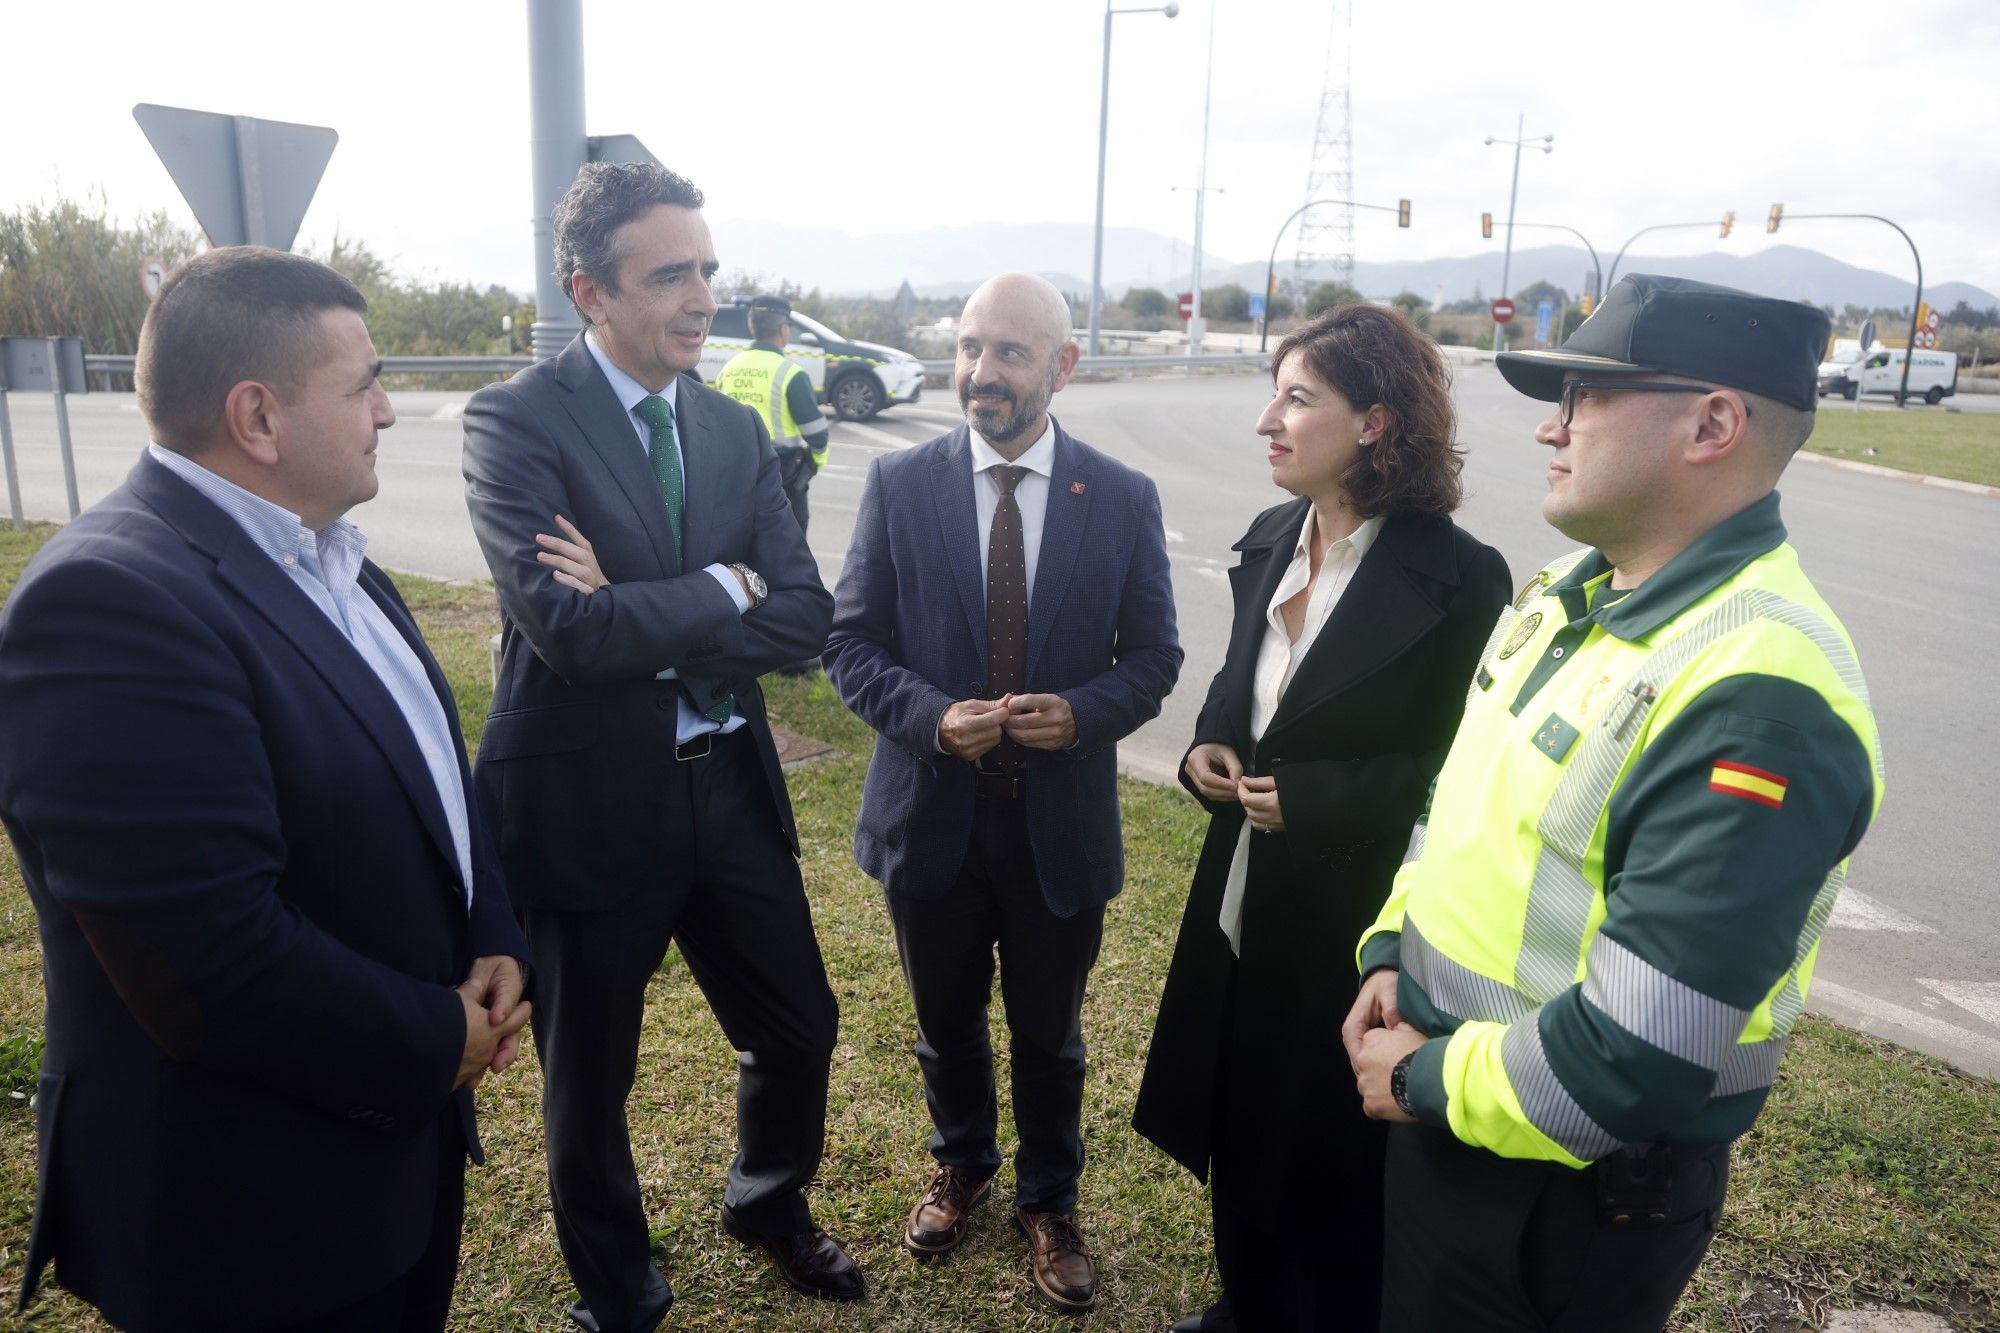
left=429, top=401, right=467, bottom=421
left=1163, top=528, right=1186, bottom=543
left=1916, top=979, right=2000, bottom=1030
left=831, top=422, right=917, bottom=451
left=894, top=405, right=968, bottom=425
left=1827, top=889, right=1936, bottom=933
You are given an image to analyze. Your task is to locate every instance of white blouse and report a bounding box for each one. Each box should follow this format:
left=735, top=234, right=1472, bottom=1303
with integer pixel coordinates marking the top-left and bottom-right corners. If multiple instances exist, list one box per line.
left=1218, top=508, right=1384, bottom=955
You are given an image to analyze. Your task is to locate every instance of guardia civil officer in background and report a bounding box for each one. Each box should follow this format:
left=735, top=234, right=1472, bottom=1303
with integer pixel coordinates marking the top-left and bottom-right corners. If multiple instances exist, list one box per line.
left=1343, top=275, right=1883, bottom=1332
left=718, top=296, right=830, bottom=675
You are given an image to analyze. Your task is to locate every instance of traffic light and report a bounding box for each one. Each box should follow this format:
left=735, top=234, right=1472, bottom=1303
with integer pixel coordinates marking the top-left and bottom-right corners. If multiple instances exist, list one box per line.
left=1767, top=203, right=1783, bottom=233
left=1579, top=295, right=1595, bottom=317
left=1481, top=212, right=1493, bottom=239
left=1397, top=199, right=1412, bottom=228
left=1720, top=211, right=1735, bottom=238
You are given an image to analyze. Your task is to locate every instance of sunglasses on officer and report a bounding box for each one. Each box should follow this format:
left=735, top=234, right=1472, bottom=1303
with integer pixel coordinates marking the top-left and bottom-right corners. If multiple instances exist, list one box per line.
left=1558, top=379, right=1749, bottom=429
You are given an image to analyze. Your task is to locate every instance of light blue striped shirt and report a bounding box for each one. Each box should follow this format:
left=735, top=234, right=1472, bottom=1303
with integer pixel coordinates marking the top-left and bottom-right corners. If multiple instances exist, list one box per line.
left=583, top=332, right=748, bottom=741
left=147, top=445, right=475, bottom=908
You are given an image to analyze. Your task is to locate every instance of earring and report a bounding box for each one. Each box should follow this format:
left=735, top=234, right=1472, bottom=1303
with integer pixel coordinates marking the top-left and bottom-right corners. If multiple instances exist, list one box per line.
left=1359, top=435, right=1371, bottom=446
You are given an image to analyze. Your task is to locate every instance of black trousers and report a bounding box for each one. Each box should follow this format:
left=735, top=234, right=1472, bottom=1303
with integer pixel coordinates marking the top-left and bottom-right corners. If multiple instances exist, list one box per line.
left=269, top=1120, right=466, bottom=1333
left=1380, top=1124, right=1729, bottom=1333
left=886, top=792, right=1105, bottom=1214
left=523, top=728, right=839, bottom=1333
left=777, top=446, right=817, bottom=536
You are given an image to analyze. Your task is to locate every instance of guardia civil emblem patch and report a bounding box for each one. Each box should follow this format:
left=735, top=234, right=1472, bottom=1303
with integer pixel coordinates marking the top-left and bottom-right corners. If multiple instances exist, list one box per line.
left=1497, top=612, right=1543, bottom=660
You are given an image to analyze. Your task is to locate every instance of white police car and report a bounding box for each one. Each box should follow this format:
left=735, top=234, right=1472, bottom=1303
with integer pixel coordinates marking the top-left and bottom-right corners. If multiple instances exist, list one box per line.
left=697, top=298, right=925, bottom=421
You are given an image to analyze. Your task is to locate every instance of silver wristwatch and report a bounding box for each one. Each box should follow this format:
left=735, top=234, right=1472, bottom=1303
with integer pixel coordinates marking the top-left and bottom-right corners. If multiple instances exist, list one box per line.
left=729, top=563, right=768, bottom=608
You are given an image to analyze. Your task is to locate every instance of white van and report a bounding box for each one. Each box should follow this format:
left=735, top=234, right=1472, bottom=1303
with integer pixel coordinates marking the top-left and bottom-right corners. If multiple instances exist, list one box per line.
left=1842, top=348, right=1959, bottom=405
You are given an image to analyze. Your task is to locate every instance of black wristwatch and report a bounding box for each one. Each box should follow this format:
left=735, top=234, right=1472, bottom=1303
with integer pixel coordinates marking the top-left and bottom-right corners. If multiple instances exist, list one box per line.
left=1390, top=1051, right=1417, bottom=1117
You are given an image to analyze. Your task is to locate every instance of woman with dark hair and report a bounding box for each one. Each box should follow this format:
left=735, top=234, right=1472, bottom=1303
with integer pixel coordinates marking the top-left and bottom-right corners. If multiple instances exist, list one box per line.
left=1134, top=304, right=1511, bottom=1332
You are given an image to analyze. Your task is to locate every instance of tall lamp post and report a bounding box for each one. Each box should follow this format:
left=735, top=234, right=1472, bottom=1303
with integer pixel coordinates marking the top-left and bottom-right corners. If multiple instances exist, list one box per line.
left=1088, top=0, right=1180, bottom=357
left=1485, top=114, right=1552, bottom=353
left=1766, top=206, right=1926, bottom=407
left=1481, top=217, right=1601, bottom=308
left=1607, top=215, right=1741, bottom=286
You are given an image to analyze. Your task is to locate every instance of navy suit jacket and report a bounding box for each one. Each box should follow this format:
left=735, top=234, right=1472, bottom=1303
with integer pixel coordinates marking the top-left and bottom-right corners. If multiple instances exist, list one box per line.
left=461, top=335, right=833, bottom=910
left=0, top=456, right=527, bottom=1332
left=824, top=421, right=1182, bottom=918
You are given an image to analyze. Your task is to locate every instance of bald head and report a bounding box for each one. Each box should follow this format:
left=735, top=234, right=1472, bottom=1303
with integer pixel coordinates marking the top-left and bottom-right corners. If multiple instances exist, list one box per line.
left=955, top=273, right=1081, bottom=454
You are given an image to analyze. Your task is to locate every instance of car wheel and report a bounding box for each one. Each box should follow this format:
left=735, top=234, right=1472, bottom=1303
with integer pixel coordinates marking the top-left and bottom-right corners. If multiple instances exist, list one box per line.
left=831, top=372, right=884, bottom=421
left=1842, top=383, right=1858, bottom=401
left=1925, top=385, right=1944, bottom=405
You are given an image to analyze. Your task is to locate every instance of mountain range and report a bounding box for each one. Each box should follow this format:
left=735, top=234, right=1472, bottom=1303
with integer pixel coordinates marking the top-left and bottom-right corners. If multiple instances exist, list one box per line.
left=705, top=219, right=1995, bottom=313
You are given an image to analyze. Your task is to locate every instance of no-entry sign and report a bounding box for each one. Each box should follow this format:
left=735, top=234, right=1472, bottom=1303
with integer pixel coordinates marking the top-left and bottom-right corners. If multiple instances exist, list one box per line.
left=1177, top=292, right=1195, bottom=320
left=1491, top=298, right=1517, bottom=324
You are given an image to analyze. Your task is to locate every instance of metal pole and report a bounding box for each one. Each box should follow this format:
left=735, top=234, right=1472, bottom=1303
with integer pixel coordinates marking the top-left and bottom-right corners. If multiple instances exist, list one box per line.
left=1496, top=113, right=1524, bottom=354
left=527, top=0, right=587, bottom=360
left=1088, top=3, right=1115, bottom=358
left=232, top=116, right=269, bottom=248
left=0, top=389, right=22, bottom=530
left=48, top=339, right=80, bottom=520
left=1261, top=198, right=1406, bottom=352
left=1188, top=0, right=1216, bottom=357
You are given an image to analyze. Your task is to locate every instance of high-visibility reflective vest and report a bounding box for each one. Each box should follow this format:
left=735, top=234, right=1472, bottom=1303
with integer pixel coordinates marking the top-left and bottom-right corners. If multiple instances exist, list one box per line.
left=1360, top=522, right=1882, bottom=1168
left=717, top=347, right=826, bottom=466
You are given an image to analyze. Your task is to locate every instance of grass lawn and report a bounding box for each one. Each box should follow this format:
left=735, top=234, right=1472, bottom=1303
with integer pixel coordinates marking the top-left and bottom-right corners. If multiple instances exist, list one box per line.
left=0, top=523, right=1996, bottom=1330
left=1805, top=405, right=2000, bottom=488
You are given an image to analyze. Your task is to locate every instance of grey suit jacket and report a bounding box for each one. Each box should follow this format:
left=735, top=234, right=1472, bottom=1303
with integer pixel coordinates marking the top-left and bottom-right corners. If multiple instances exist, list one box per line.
left=461, top=334, right=833, bottom=911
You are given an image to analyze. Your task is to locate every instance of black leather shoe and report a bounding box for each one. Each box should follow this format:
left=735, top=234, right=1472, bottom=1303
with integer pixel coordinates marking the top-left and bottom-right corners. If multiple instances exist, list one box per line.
left=1170, top=1293, right=1235, bottom=1332
left=721, top=1205, right=867, bottom=1301
left=1170, top=1317, right=1206, bottom=1333
left=567, top=1276, right=674, bottom=1333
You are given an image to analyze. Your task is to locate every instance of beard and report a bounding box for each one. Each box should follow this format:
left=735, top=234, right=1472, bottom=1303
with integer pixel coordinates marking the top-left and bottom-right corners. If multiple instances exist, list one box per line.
left=960, top=362, right=1058, bottom=445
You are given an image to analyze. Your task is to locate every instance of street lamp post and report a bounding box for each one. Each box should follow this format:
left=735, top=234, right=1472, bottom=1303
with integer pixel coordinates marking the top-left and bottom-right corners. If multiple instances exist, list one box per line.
left=1483, top=220, right=1601, bottom=309
left=1260, top=198, right=1411, bottom=352
left=1485, top=114, right=1552, bottom=353
left=1766, top=208, right=1926, bottom=407
left=1088, top=0, right=1180, bottom=357
left=1607, top=216, right=1741, bottom=287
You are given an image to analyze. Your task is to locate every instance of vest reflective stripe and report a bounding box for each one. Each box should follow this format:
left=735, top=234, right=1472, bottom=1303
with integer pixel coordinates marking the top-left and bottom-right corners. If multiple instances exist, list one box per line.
left=717, top=348, right=823, bottom=462
left=1403, top=917, right=1533, bottom=1025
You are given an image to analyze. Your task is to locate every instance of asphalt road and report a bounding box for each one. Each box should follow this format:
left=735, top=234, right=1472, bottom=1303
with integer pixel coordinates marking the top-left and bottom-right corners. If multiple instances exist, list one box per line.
left=2, top=367, right=1996, bottom=1077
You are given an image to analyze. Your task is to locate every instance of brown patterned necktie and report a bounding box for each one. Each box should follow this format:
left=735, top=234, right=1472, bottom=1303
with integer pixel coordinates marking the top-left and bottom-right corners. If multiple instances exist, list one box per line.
left=985, top=465, right=1029, bottom=770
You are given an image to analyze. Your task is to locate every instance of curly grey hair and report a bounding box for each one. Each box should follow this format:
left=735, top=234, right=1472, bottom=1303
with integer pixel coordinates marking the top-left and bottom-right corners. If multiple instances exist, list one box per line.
left=552, top=162, right=705, bottom=321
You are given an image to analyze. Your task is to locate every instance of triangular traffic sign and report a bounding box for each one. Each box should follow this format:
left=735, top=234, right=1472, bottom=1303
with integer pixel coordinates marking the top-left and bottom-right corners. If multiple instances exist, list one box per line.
left=133, top=103, right=337, bottom=251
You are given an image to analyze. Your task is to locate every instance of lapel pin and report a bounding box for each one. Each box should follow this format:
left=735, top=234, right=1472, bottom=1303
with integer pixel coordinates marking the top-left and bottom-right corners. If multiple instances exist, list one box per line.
left=1070, top=482, right=1086, bottom=495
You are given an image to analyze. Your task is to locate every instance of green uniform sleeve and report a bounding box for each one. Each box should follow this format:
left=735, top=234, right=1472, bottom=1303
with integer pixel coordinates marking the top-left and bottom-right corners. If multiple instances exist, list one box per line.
left=786, top=369, right=828, bottom=447
left=1415, top=672, right=1876, bottom=1165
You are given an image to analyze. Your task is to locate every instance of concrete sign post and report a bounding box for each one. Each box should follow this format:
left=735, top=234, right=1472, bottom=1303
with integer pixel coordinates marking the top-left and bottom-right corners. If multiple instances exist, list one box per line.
left=134, top=104, right=337, bottom=251
left=0, top=337, right=89, bottom=521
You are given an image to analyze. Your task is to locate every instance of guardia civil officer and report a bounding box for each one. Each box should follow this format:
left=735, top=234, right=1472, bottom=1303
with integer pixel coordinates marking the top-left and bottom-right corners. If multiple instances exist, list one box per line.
left=716, top=296, right=830, bottom=538
left=1343, top=275, right=1883, bottom=1332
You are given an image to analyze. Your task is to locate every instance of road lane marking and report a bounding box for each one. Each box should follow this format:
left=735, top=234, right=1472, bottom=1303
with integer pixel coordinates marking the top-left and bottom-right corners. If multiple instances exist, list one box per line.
left=430, top=402, right=467, bottom=420
left=1810, top=977, right=2000, bottom=1070
left=831, top=422, right=919, bottom=451
left=1827, top=889, right=1937, bottom=933
left=1917, top=979, right=2000, bottom=1029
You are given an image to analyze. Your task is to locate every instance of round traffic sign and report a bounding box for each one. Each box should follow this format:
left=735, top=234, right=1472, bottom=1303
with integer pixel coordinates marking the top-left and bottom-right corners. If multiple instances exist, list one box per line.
left=1925, top=309, right=1941, bottom=332
left=1491, top=298, right=1516, bottom=324
left=1177, top=291, right=1195, bottom=321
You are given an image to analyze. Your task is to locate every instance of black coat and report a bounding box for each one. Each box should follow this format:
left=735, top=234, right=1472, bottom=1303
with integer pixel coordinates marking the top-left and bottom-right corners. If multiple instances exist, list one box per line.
left=1132, top=500, right=1509, bottom=1194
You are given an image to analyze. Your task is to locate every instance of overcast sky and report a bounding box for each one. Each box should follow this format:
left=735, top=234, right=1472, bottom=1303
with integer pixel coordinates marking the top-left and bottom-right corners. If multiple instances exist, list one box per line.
left=5, top=0, right=1996, bottom=297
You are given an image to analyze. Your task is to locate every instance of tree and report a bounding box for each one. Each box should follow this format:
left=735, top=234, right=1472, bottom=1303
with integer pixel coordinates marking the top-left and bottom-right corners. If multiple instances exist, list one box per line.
left=1203, top=283, right=1251, bottom=323
left=1125, top=286, right=1171, bottom=319
left=0, top=195, right=201, bottom=355
left=1511, top=279, right=1569, bottom=309
left=1390, top=291, right=1432, bottom=332
left=1305, top=281, right=1362, bottom=317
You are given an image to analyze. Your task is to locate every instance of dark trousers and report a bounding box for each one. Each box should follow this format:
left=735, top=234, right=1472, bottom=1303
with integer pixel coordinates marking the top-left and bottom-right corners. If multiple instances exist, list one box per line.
left=523, top=728, right=839, bottom=1333
left=777, top=446, right=817, bottom=536
left=1380, top=1124, right=1729, bottom=1333
left=886, top=792, right=1105, bottom=1214
left=269, top=1121, right=466, bottom=1333
left=1208, top=970, right=1385, bottom=1333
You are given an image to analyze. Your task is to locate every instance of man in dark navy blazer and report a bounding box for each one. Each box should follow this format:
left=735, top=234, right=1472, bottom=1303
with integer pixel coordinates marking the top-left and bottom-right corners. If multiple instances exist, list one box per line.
left=824, top=272, right=1182, bottom=1314
left=461, top=163, right=852, bottom=1331
left=0, top=247, right=532, bottom=1332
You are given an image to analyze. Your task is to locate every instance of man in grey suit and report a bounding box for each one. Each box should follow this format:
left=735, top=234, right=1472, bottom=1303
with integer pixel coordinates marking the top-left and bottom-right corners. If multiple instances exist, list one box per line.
left=460, top=163, right=856, bottom=1333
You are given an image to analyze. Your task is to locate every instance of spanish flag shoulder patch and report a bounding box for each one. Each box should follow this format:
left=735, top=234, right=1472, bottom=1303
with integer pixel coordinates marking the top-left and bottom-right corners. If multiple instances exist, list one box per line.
left=1710, top=759, right=1788, bottom=809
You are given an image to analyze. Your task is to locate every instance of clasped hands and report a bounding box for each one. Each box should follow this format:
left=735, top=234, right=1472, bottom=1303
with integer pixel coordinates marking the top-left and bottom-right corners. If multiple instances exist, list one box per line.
left=1183, top=742, right=1285, bottom=832
left=938, top=694, right=1076, bottom=760
left=457, top=954, right=532, bottom=1091
left=1341, top=967, right=1425, bottom=1124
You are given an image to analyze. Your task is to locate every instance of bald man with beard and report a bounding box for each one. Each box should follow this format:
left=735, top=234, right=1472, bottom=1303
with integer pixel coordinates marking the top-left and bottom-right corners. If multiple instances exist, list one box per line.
left=824, top=274, right=1182, bottom=1314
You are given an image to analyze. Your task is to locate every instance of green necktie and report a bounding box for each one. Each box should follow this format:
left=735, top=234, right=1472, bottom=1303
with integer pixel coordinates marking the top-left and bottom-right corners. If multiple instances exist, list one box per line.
left=634, top=392, right=732, bottom=726
left=633, top=393, right=684, bottom=571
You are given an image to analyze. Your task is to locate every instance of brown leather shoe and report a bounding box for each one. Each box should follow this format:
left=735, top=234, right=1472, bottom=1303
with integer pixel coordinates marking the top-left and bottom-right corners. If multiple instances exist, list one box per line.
left=720, top=1205, right=867, bottom=1301
left=904, top=1164, right=993, bottom=1257
left=1015, top=1207, right=1097, bottom=1313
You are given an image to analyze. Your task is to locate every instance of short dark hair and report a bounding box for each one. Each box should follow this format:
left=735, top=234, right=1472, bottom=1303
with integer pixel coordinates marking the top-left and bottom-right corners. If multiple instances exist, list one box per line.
left=1272, top=304, right=1464, bottom=518
left=136, top=247, right=367, bottom=456
left=553, top=162, right=705, bottom=321
left=749, top=307, right=789, bottom=341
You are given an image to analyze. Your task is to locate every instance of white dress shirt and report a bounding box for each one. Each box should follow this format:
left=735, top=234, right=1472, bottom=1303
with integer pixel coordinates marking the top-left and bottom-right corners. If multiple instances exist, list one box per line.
left=584, top=332, right=749, bottom=741
left=147, top=444, right=476, bottom=908
left=1218, top=508, right=1384, bottom=954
